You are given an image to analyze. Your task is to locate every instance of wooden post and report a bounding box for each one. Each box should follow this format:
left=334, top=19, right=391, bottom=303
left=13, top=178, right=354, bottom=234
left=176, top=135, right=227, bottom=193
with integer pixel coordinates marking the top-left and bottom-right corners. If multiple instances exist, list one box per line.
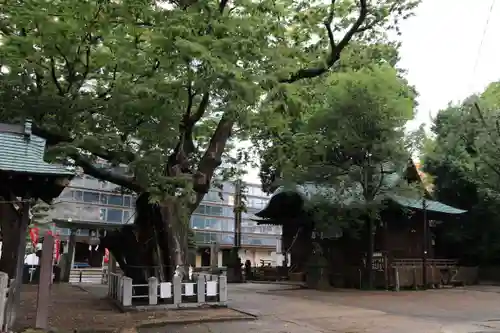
left=11, top=198, right=30, bottom=327
left=210, top=242, right=218, bottom=269
left=0, top=272, right=8, bottom=330
left=422, top=199, right=428, bottom=288
left=394, top=267, right=400, bottom=292
left=197, top=274, right=205, bottom=304
left=148, top=277, right=158, bottom=305
left=35, top=233, right=54, bottom=330
left=173, top=275, right=182, bottom=306
left=219, top=275, right=227, bottom=304
left=108, top=253, right=117, bottom=274
left=412, top=267, right=418, bottom=290
left=62, top=231, right=76, bottom=282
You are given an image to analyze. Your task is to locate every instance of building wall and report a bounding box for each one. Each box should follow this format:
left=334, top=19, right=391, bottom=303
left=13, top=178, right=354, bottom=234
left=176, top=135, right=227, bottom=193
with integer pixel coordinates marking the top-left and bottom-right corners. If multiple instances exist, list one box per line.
left=50, top=175, right=282, bottom=264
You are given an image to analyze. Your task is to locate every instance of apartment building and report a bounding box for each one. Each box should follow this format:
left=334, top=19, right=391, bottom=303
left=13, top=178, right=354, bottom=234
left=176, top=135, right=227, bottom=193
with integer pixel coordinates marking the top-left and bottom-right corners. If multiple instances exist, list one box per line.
left=50, top=174, right=281, bottom=267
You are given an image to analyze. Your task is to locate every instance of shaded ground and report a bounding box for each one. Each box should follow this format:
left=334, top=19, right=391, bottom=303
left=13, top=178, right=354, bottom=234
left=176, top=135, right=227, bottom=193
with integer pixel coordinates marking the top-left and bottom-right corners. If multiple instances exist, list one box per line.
left=16, top=282, right=500, bottom=332
left=14, top=284, right=251, bottom=332
left=140, top=283, right=500, bottom=333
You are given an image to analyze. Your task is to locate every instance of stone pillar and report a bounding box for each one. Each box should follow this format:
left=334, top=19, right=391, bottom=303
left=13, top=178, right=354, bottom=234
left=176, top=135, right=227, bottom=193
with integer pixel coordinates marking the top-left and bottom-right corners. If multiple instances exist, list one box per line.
left=36, top=234, right=54, bottom=329
left=108, top=253, right=117, bottom=274
left=210, top=242, right=219, bottom=269
left=62, top=230, right=76, bottom=282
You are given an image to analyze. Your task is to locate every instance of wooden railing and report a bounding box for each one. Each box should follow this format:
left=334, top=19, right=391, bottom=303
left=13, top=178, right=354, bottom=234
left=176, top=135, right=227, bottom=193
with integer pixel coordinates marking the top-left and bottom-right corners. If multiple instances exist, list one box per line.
left=391, top=258, right=457, bottom=268
left=0, top=272, right=16, bottom=332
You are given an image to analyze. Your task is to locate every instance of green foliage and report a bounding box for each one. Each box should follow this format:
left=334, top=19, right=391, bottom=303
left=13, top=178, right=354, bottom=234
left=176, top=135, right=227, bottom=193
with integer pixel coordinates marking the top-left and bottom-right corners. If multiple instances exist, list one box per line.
left=423, top=80, right=500, bottom=264
left=0, top=0, right=419, bottom=206
left=258, top=45, right=418, bottom=237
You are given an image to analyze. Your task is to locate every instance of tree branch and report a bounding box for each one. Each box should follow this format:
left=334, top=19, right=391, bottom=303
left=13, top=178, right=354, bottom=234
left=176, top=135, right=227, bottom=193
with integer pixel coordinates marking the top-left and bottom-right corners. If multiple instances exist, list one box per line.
left=49, top=57, right=65, bottom=96
left=70, top=153, right=144, bottom=193
left=190, top=92, right=210, bottom=124
left=32, top=124, right=137, bottom=165
left=192, top=113, right=234, bottom=209
left=219, top=0, right=229, bottom=14
left=279, top=0, right=368, bottom=83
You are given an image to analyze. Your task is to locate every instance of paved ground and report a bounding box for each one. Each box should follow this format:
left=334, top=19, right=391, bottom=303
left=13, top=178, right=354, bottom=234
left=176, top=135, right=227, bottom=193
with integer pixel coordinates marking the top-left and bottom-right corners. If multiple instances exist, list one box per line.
left=138, top=283, right=500, bottom=333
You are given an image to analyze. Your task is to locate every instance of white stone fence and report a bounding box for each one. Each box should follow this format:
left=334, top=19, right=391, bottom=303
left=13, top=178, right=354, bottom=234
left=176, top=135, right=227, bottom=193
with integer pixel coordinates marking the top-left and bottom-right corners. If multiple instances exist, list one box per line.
left=108, top=272, right=227, bottom=309
left=0, top=272, right=16, bottom=332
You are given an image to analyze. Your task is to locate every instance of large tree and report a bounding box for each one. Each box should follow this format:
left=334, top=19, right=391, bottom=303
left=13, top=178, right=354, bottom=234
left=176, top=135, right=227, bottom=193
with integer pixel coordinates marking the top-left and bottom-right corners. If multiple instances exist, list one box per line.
left=423, top=81, right=500, bottom=264
left=0, top=0, right=419, bottom=282
left=257, top=47, right=418, bottom=287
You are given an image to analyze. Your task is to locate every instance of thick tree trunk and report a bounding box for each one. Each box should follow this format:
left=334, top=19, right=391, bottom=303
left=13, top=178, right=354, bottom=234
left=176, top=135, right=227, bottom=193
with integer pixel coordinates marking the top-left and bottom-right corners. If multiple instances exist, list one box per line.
left=101, top=193, right=191, bottom=284
left=0, top=198, right=21, bottom=277
left=160, top=197, right=189, bottom=281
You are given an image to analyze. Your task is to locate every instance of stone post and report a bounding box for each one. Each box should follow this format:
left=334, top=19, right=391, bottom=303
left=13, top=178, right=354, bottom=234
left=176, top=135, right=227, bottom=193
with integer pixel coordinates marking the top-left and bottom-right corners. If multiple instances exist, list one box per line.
left=0, top=272, right=8, bottom=330
left=62, top=230, right=76, bottom=282
left=173, top=275, right=182, bottom=306
left=35, top=234, right=54, bottom=330
left=218, top=275, right=227, bottom=304
left=122, top=276, right=133, bottom=307
left=148, top=277, right=158, bottom=305
left=197, top=274, right=205, bottom=304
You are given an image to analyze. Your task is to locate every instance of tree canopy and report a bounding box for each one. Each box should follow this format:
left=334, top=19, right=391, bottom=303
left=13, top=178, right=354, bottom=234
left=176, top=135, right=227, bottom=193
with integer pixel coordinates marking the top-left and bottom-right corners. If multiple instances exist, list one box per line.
left=0, top=0, right=419, bottom=202
left=0, top=0, right=420, bottom=281
left=423, top=81, right=500, bottom=264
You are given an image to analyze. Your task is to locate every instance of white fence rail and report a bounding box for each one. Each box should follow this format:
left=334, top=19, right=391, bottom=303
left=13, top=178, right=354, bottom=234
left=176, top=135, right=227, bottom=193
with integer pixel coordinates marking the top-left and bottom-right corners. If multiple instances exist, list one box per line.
left=0, top=272, right=16, bottom=332
left=108, top=273, right=227, bottom=309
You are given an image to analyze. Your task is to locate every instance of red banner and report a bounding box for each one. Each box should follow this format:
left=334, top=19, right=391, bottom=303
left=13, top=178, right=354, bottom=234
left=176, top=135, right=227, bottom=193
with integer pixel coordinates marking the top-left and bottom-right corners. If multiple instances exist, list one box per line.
left=29, top=227, right=39, bottom=248
left=104, top=248, right=109, bottom=264
left=46, top=230, right=61, bottom=263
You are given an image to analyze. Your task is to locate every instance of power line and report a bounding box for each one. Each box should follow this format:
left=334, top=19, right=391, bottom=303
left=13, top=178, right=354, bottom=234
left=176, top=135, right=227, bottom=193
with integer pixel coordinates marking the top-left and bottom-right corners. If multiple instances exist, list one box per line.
left=468, top=0, right=497, bottom=93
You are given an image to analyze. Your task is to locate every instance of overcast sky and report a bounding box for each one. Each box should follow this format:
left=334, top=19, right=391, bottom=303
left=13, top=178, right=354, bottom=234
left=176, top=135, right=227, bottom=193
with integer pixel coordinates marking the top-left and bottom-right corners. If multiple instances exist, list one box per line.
left=401, top=0, right=500, bottom=130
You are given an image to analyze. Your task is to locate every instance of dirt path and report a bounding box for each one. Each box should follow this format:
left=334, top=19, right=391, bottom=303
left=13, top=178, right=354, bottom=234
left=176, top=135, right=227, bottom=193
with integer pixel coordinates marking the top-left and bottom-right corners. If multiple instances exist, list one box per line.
left=14, top=284, right=250, bottom=332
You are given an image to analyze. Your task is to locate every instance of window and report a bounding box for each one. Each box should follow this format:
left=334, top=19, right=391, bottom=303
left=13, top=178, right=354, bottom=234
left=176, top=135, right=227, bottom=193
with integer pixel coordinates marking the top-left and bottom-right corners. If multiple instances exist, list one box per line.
left=221, top=235, right=234, bottom=245
left=99, top=208, right=106, bottom=221
left=204, top=218, right=219, bottom=229
left=73, top=190, right=83, bottom=201
left=194, top=205, right=205, bottom=214
left=205, top=191, right=222, bottom=202
left=107, top=194, right=123, bottom=206
left=100, top=194, right=108, bottom=204
left=208, top=205, right=223, bottom=216
left=107, top=209, right=123, bottom=223
left=83, top=191, right=100, bottom=203
left=60, top=189, right=73, bottom=200
left=195, top=204, right=224, bottom=216
left=124, top=196, right=131, bottom=207
left=221, top=220, right=234, bottom=232
left=191, top=216, right=205, bottom=229
left=123, top=210, right=131, bottom=223
left=223, top=207, right=233, bottom=217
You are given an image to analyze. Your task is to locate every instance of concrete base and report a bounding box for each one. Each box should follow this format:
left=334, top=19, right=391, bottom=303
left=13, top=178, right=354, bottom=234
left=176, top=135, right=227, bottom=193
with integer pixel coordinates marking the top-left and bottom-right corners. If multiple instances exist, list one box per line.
left=110, top=297, right=227, bottom=312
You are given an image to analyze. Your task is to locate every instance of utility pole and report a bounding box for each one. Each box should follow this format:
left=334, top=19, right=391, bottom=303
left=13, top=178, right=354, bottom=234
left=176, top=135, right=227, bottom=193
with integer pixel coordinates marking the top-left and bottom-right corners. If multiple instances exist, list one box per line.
left=422, top=198, right=428, bottom=288
left=229, top=180, right=243, bottom=282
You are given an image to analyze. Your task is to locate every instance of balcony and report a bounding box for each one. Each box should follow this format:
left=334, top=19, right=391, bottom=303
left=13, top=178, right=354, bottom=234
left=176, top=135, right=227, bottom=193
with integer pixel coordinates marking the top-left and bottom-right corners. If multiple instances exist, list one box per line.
left=193, top=231, right=278, bottom=247
left=50, top=201, right=134, bottom=224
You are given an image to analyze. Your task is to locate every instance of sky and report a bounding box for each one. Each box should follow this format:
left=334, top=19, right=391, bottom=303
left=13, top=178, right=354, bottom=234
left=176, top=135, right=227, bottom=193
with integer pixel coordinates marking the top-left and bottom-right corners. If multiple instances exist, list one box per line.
left=401, top=0, right=500, bottom=130
left=244, top=0, right=500, bottom=183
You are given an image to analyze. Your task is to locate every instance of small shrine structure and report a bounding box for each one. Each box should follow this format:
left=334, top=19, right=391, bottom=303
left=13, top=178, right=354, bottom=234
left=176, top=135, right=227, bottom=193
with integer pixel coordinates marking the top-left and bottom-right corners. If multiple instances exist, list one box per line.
left=0, top=119, right=74, bottom=329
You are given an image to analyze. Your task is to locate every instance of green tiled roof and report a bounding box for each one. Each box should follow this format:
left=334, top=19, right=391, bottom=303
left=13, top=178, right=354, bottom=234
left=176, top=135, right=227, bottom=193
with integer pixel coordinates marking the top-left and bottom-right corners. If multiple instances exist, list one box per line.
left=259, top=159, right=467, bottom=217
left=0, top=122, right=74, bottom=176
left=389, top=195, right=466, bottom=214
